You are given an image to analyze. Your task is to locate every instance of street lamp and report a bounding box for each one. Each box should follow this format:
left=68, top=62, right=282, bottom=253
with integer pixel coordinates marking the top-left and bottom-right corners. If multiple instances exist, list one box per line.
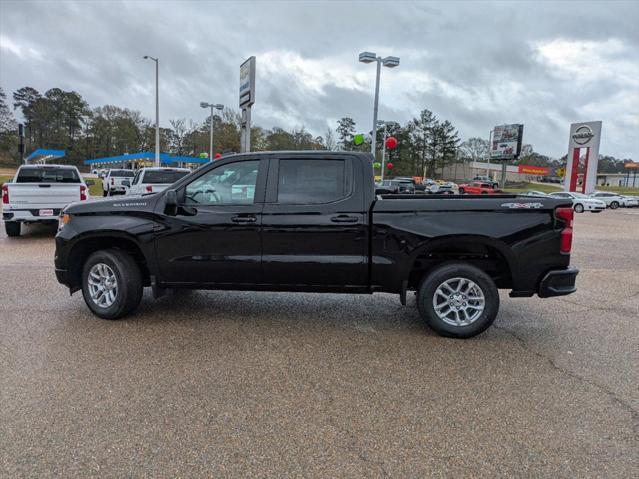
left=359, top=51, right=400, bottom=157
left=143, top=55, right=160, bottom=167
left=200, top=102, right=224, bottom=161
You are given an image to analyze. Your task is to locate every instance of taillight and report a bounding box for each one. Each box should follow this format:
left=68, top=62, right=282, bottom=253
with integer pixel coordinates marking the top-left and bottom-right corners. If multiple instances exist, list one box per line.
left=555, top=207, right=574, bottom=254
left=2, top=184, right=8, bottom=204
left=146, top=185, right=153, bottom=193
left=80, top=185, right=87, bottom=201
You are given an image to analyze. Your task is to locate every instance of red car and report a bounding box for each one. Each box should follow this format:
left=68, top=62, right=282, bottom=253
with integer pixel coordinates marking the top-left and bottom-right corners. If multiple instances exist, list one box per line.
left=458, top=181, right=502, bottom=195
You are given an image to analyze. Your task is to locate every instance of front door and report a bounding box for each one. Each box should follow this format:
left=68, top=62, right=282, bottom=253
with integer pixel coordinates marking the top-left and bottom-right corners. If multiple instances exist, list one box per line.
left=154, top=159, right=266, bottom=285
left=260, top=155, right=368, bottom=288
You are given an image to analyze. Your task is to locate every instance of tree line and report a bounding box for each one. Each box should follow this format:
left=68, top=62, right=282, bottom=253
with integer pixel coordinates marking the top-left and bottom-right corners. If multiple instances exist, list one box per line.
left=0, top=85, right=632, bottom=176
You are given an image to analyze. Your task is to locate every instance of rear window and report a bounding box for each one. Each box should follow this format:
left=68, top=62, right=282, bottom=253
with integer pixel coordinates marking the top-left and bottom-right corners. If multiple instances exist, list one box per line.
left=277, top=159, right=351, bottom=204
left=143, top=170, right=190, bottom=184
left=16, top=167, right=80, bottom=183
left=109, top=170, right=134, bottom=177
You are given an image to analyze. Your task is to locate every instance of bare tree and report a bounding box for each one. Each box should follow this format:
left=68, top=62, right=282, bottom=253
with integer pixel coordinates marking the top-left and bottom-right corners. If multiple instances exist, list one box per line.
left=324, top=126, right=337, bottom=150
left=459, top=137, right=489, bottom=163
left=169, top=118, right=188, bottom=155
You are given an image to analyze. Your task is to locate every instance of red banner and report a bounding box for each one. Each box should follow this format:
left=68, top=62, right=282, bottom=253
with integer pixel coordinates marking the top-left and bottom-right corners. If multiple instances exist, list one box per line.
left=518, top=164, right=550, bottom=176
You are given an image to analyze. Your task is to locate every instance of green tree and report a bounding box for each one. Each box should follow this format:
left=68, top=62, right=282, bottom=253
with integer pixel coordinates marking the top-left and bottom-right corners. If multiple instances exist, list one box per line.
left=0, top=87, right=18, bottom=162
left=336, top=117, right=356, bottom=150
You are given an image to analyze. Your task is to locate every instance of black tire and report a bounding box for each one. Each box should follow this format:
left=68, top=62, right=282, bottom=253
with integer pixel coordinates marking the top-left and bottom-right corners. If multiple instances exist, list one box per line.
left=103, top=190, right=107, bottom=197
left=81, top=249, right=143, bottom=320
left=458, top=188, right=465, bottom=194
left=417, top=262, right=500, bottom=338
left=574, top=203, right=584, bottom=213
left=610, top=201, right=619, bottom=209
left=5, top=221, right=21, bottom=237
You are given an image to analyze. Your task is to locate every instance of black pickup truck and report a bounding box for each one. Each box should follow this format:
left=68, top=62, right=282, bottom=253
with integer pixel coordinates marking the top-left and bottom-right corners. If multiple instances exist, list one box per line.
left=55, top=152, right=578, bottom=338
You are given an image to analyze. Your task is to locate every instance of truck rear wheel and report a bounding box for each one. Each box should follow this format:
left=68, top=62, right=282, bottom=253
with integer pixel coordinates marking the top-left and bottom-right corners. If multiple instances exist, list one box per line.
left=417, top=262, right=499, bottom=338
left=81, top=249, right=143, bottom=320
left=458, top=188, right=465, bottom=194
left=5, top=221, right=21, bottom=237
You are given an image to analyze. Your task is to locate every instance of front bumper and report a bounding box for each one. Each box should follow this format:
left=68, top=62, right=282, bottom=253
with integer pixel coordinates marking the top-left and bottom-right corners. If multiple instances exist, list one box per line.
left=584, top=203, right=605, bottom=211
left=538, top=267, right=579, bottom=297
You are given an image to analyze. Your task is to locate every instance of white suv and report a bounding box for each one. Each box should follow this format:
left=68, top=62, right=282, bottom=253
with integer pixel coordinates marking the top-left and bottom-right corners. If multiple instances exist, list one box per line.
left=125, top=167, right=191, bottom=195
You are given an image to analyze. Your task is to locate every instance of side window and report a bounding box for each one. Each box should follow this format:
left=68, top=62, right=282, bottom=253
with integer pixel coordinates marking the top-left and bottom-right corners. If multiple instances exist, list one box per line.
left=277, top=159, right=351, bottom=204
left=184, top=161, right=259, bottom=205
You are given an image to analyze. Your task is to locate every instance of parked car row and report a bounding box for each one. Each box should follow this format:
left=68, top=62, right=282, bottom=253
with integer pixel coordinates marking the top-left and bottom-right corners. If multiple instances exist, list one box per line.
left=102, top=167, right=191, bottom=196
left=520, top=190, right=638, bottom=212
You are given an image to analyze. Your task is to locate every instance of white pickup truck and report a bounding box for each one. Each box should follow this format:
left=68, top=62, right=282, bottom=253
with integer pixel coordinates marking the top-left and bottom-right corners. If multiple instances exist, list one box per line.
left=125, top=167, right=191, bottom=195
left=102, top=169, right=135, bottom=196
left=1, top=164, right=92, bottom=237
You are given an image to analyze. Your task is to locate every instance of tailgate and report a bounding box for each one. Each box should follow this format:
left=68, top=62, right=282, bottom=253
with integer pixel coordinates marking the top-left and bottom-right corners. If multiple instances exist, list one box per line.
left=7, top=183, right=83, bottom=209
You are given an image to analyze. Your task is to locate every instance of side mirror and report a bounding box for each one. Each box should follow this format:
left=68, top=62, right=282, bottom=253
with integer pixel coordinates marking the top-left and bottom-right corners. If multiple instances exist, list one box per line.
left=122, top=180, right=131, bottom=187
left=85, top=180, right=95, bottom=186
left=165, top=190, right=178, bottom=216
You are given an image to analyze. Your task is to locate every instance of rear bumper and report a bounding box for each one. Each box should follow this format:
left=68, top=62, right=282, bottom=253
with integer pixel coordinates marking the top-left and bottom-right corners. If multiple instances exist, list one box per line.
left=3, top=209, right=61, bottom=222
left=538, top=267, right=579, bottom=298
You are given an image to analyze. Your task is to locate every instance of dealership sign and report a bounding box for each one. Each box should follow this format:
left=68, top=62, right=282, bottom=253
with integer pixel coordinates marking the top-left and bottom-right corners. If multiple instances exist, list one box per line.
left=239, top=56, right=256, bottom=107
left=491, top=124, right=524, bottom=160
left=565, top=121, right=602, bottom=194
left=518, top=164, right=549, bottom=176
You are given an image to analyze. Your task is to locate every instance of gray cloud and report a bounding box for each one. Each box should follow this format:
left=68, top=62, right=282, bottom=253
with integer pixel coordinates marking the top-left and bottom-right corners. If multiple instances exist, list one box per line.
left=1, top=0, right=638, bottom=159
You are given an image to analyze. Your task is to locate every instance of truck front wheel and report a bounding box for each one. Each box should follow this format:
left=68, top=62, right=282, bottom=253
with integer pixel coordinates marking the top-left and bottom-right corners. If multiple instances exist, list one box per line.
left=5, top=221, right=21, bottom=237
left=417, top=262, right=499, bottom=338
left=81, top=249, right=143, bottom=320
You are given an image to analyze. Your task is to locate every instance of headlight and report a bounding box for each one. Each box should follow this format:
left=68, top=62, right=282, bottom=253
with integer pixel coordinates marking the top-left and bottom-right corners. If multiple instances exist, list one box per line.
left=58, top=213, right=70, bottom=230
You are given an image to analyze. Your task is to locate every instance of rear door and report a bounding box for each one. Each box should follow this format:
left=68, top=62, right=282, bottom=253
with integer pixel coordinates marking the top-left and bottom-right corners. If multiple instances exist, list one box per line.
left=261, top=155, right=368, bottom=288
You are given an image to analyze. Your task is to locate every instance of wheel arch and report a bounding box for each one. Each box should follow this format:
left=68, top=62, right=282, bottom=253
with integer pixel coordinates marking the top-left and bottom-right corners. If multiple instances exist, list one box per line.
left=407, top=235, right=516, bottom=290
left=66, top=232, right=151, bottom=291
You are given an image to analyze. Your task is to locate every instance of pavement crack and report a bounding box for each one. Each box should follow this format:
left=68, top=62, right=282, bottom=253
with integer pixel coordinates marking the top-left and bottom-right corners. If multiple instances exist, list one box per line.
left=494, top=325, right=639, bottom=439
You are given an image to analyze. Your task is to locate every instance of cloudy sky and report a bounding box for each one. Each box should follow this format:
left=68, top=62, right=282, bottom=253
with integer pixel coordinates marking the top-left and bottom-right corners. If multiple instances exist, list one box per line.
left=1, top=0, right=638, bottom=159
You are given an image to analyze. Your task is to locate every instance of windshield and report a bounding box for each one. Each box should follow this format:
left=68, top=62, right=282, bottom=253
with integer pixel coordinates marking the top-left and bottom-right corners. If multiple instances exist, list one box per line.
left=143, top=170, right=189, bottom=184
left=16, top=167, right=80, bottom=183
left=110, top=169, right=134, bottom=177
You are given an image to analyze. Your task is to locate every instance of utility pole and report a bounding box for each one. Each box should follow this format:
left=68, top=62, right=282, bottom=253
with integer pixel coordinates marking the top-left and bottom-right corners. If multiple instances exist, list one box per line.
left=144, top=55, right=160, bottom=166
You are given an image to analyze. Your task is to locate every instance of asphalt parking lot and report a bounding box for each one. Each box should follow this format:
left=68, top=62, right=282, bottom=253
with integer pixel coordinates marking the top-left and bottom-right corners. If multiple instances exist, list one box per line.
left=1, top=209, right=638, bottom=477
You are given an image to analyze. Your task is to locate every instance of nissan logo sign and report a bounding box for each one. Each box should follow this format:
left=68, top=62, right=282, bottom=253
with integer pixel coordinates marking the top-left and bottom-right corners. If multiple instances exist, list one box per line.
left=572, top=125, right=595, bottom=145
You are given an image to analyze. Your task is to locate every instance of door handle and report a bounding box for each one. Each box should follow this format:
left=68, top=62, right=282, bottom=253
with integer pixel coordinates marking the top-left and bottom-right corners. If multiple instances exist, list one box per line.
left=330, top=215, right=359, bottom=223
left=231, top=215, right=257, bottom=223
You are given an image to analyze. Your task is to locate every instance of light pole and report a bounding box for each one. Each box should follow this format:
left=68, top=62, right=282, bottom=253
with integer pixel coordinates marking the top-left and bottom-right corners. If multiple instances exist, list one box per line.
left=200, top=102, right=224, bottom=161
left=358, top=52, right=399, bottom=158
left=486, top=129, right=493, bottom=177
left=377, top=120, right=396, bottom=182
left=143, top=55, right=160, bottom=167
